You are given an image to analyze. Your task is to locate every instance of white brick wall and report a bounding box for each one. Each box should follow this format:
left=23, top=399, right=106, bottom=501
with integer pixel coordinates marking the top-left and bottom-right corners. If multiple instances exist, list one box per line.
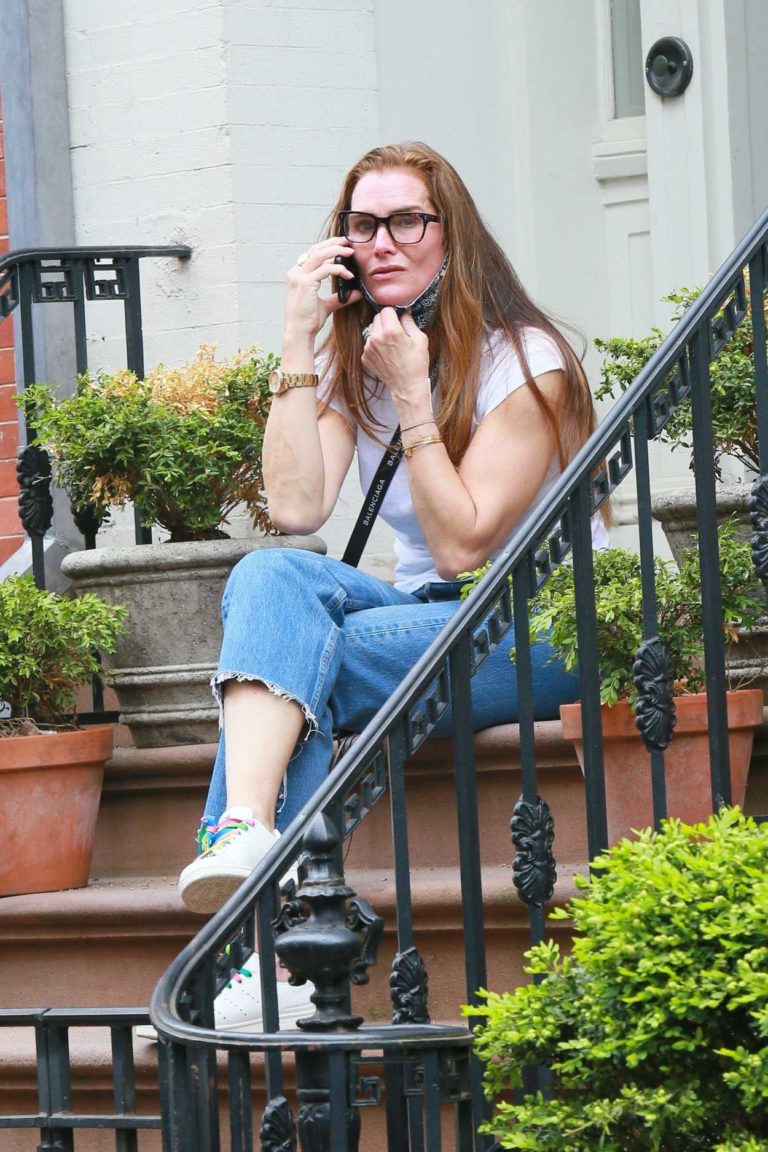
left=61, top=0, right=393, bottom=573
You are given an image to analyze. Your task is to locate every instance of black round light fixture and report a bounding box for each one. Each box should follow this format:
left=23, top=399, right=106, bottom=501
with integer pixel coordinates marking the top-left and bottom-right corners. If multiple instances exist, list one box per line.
left=645, top=36, right=693, bottom=98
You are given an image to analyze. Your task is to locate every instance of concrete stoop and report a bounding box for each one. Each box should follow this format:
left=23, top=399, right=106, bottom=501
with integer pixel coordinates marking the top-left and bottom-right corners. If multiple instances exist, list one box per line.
left=0, top=716, right=766, bottom=1149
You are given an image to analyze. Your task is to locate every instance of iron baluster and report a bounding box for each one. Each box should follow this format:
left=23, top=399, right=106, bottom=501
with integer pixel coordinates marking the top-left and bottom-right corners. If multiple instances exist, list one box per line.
left=570, top=478, right=609, bottom=856
left=447, top=632, right=490, bottom=1145
left=690, top=323, right=732, bottom=806
left=227, top=1049, right=253, bottom=1152
left=511, top=557, right=554, bottom=949
left=110, top=1024, right=139, bottom=1152
left=387, top=721, right=416, bottom=953
left=632, top=399, right=672, bottom=827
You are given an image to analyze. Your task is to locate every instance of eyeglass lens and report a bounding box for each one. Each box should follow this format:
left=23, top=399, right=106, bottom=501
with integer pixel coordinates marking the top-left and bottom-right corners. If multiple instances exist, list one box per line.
left=343, top=212, right=432, bottom=244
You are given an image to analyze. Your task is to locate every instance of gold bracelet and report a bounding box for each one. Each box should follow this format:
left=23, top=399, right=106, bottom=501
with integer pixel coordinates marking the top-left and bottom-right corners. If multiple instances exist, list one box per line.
left=403, top=434, right=443, bottom=458
left=401, top=419, right=437, bottom=434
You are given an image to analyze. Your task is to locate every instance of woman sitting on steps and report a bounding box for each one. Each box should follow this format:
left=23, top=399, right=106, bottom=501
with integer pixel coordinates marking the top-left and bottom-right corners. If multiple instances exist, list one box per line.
left=175, top=140, right=608, bottom=1032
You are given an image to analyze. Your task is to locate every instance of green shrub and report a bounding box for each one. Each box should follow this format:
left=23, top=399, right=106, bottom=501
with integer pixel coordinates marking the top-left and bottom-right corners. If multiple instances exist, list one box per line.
left=21, top=345, right=279, bottom=542
left=0, top=575, right=127, bottom=724
left=461, top=523, right=762, bottom=707
left=466, top=809, right=768, bottom=1151
left=595, top=285, right=764, bottom=479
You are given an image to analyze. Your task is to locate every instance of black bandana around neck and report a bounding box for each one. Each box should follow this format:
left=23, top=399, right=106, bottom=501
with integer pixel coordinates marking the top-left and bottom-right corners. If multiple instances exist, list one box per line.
left=361, top=256, right=448, bottom=339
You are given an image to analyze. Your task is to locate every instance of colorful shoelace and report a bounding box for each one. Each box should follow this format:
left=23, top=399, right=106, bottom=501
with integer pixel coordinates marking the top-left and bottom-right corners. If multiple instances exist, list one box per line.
left=196, top=816, right=255, bottom=857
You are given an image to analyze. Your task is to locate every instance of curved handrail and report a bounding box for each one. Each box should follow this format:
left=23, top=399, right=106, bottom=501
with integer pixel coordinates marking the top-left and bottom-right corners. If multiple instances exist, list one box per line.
left=152, top=203, right=768, bottom=1049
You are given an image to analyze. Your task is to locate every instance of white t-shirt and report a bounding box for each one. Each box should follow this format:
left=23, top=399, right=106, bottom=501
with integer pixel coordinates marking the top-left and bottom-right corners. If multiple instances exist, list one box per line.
left=324, top=327, right=609, bottom=592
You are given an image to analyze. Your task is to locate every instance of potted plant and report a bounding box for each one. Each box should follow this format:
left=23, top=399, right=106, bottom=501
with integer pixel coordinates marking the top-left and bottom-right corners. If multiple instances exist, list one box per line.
left=595, top=285, right=761, bottom=488
left=526, top=524, right=764, bottom=841
left=0, top=575, right=127, bottom=896
left=596, top=287, right=768, bottom=698
left=466, top=808, right=768, bottom=1151
left=21, top=346, right=326, bottom=747
left=21, top=343, right=279, bottom=544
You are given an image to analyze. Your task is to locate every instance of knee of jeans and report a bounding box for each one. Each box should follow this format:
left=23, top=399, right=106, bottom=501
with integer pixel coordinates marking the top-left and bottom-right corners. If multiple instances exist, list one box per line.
left=222, top=546, right=310, bottom=610
left=229, top=546, right=328, bottom=589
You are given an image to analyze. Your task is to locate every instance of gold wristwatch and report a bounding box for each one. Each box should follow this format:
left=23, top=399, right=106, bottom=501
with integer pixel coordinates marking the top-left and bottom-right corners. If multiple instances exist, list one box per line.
left=268, top=370, right=319, bottom=396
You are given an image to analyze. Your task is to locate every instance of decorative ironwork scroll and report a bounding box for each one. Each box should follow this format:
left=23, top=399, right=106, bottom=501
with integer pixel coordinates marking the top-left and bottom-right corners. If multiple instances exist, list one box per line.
left=85, top=257, right=128, bottom=300
left=390, top=946, right=430, bottom=1025
left=343, top=746, right=387, bottom=838
left=633, top=636, right=676, bottom=751
left=34, top=261, right=77, bottom=303
left=510, top=795, right=556, bottom=907
left=749, top=474, right=768, bottom=587
left=17, top=445, right=53, bottom=537
left=260, top=1096, right=296, bottom=1152
left=407, top=666, right=450, bottom=751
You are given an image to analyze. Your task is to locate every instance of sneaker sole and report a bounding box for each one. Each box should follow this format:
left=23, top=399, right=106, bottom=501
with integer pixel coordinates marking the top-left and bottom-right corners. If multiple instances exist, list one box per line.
left=180, top=863, right=299, bottom=915
left=179, top=868, right=250, bottom=914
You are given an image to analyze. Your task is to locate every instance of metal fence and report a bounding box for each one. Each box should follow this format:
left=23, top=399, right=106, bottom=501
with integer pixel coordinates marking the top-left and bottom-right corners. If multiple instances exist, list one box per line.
left=4, top=244, right=191, bottom=585
left=0, top=1008, right=161, bottom=1151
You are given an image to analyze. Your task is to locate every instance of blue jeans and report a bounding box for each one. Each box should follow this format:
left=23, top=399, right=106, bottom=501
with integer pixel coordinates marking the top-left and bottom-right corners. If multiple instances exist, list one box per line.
left=202, top=548, right=579, bottom=833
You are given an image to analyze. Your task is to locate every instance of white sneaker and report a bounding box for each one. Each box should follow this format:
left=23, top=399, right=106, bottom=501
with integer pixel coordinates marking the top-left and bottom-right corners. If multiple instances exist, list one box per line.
left=179, top=813, right=281, bottom=914
left=215, top=953, right=316, bottom=1032
left=135, top=953, right=315, bottom=1039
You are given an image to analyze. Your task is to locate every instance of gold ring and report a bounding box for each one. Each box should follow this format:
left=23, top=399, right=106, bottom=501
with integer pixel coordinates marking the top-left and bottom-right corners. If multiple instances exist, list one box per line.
left=296, top=251, right=310, bottom=267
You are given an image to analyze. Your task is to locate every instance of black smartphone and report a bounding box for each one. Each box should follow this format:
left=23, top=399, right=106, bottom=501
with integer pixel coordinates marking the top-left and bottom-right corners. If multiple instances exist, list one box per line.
left=334, top=255, right=360, bottom=303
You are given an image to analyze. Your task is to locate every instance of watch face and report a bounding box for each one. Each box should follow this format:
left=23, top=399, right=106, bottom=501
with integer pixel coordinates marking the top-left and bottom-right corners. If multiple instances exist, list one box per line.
left=268, top=369, right=283, bottom=395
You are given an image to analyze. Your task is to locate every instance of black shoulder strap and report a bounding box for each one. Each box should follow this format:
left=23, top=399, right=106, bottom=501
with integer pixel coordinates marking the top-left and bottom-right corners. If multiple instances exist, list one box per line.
left=341, top=431, right=403, bottom=567
left=341, top=363, right=439, bottom=568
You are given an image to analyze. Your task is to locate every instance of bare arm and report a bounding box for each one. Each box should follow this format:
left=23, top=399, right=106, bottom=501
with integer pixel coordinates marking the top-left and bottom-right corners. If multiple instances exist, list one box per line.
left=263, top=239, right=360, bottom=532
left=265, top=401, right=355, bottom=535
left=361, top=308, right=563, bottom=578
left=404, top=371, right=563, bottom=576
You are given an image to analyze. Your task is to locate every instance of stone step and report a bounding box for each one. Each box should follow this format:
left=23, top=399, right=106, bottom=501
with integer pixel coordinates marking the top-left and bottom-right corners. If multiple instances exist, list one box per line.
left=94, top=722, right=590, bottom=880
left=0, top=877, right=198, bottom=1010
left=0, top=865, right=580, bottom=1024
left=91, top=740, right=215, bottom=879
left=94, top=715, right=768, bottom=884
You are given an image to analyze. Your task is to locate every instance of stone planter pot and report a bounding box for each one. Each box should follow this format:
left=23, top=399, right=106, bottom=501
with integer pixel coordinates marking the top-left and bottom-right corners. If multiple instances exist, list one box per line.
left=560, top=690, right=763, bottom=845
left=650, top=482, right=756, bottom=567
left=652, top=482, right=768, bottom=700
left=61, top=535, right=326, bottom=748
left=0, top=725, right=113, bottom=897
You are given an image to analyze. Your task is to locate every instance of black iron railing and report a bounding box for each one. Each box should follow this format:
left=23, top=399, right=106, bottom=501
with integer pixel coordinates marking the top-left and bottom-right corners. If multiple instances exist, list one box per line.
left=145, top=210, right=768, bottom=1152
left=0, top=1008, right=161, bottom=1149
left=3, top=244, right=192, bottom=587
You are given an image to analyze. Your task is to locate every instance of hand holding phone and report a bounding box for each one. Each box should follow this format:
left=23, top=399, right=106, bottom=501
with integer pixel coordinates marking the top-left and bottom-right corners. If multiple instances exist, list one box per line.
left=334, top=255, right=361, bottom=304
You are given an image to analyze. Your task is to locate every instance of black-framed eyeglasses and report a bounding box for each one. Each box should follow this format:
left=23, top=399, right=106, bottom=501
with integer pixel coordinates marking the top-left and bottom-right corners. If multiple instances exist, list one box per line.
left=339, top=210, right=442, bottom=245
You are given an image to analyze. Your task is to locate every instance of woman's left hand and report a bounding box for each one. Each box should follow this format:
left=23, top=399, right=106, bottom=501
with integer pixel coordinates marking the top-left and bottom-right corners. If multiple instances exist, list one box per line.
left=361, top=310, right=431, bottom=415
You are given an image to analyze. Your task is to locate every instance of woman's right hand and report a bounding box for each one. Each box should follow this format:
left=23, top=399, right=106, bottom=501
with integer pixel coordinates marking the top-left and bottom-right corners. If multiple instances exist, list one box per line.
left=283, top=238, right=362, bottom=341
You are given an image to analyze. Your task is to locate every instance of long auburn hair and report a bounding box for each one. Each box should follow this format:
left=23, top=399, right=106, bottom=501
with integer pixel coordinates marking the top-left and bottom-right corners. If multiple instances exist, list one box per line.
left=320, top=142, right=597, bottom=470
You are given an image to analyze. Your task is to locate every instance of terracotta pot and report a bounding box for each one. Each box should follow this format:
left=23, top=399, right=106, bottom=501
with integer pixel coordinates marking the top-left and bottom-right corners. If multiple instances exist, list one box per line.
left=0, top=725, right=113, bottom=897
left=560, top=690, right=764, bottom=844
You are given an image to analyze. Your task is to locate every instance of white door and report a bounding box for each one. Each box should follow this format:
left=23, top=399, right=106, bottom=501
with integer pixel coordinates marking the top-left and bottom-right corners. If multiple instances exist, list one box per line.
left=594, top=0, right=764, bottom=535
